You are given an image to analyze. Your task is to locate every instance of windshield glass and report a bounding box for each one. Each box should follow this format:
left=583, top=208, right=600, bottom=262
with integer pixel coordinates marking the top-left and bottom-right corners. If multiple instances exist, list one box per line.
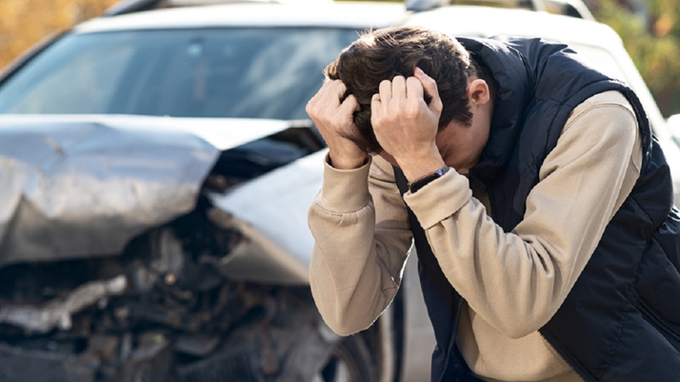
left=0, top=28, right=358, bottom=119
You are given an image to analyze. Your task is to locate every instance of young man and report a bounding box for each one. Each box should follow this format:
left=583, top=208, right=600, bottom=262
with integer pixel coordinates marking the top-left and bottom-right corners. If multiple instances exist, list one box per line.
left=306, top=26, right=680, bottom=381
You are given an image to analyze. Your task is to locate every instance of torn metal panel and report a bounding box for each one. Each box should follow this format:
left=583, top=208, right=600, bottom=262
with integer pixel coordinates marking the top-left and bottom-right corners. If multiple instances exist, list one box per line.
left=0, top=115, right=309, bottom=267
left=0, top=118, right=219, bottom=266
left=0, top=114, right=342, bottom=380
left=208, top=149, right=327, bottom=284
left=208, top=208, right=309, bottom=284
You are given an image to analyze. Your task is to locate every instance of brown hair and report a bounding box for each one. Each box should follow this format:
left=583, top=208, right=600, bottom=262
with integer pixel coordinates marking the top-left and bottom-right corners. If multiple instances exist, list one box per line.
left=325, top=26, right=478, bottom=153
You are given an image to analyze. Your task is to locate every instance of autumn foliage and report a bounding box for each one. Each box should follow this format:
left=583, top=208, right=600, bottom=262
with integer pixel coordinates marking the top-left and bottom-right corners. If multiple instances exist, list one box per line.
left=593, top=0, right=680, bottom=117
left=0, top=0, right=117, bottom=70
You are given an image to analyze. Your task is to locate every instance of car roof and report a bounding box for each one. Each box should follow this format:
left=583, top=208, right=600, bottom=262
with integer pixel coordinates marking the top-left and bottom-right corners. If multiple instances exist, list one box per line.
left=404, top=5, right=666, bottom=134
left=74, top=1, right=408, bottom=33
left=405, top=5, right=618, bottom=47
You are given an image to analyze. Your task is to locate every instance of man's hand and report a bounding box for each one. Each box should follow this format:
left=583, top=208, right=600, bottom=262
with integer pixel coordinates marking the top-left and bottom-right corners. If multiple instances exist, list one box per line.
left=371, top=67, right=446, bottom=182
left=306, top=80, right=367, bottom=169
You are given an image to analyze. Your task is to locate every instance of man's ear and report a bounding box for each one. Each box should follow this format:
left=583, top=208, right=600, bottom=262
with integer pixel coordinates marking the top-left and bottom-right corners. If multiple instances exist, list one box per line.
left=467, top=79, right=490, bottom=106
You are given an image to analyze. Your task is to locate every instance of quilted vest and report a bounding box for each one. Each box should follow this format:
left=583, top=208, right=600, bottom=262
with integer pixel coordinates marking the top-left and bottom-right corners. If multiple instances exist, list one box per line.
left=394, top=37, right=680, bottom=381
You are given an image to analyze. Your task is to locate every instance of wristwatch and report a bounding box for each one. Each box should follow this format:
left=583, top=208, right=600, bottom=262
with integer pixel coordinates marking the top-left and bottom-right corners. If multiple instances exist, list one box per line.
left=407, top=166, right=450, bottom=193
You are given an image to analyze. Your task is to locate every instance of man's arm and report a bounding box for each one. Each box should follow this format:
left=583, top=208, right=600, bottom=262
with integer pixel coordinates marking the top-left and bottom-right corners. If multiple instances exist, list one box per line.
left=305, top=79, right=413, bottom=336
left=308, top=154, right=413, bottom=335
left=406, top=91, right=641, bottom=338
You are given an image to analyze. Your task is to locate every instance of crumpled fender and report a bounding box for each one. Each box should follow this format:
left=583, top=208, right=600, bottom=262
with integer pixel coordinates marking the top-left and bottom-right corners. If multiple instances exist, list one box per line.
left=0, top=118, right=220, bottom=266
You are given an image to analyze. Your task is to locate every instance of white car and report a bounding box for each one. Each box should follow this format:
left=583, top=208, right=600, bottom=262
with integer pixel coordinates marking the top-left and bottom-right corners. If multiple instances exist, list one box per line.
left=0, top=2, right=409, bottom=381
left=0, top=1, right=674, bottom=381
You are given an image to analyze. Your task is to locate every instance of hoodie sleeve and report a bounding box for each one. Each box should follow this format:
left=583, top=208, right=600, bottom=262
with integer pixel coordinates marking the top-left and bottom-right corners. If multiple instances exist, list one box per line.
left=404, top=91, right=642, bottom=338
left=308, top=154, right=414, bottom=335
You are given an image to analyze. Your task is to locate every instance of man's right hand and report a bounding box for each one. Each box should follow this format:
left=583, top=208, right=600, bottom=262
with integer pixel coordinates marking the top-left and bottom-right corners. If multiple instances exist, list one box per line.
left=306, top=80, right=367, bottom=169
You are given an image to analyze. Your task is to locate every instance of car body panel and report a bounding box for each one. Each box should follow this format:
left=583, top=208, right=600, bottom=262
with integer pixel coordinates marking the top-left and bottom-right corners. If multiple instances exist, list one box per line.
left=0, top=2, right=675, bottom=381
left=74, top=1, right=409, bottom=33
left=209, top=149, right=327, bottom=284
left=0, top=115, right=312, bottom=268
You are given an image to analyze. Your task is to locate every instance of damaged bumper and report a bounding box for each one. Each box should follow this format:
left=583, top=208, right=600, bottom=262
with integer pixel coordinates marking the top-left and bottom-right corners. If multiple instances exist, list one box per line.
left=0, top=115, right=336, bottom=381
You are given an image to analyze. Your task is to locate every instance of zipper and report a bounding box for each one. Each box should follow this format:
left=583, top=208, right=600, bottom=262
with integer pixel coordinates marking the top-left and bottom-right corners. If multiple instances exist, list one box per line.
left=538, top=329, right=596, bottom=382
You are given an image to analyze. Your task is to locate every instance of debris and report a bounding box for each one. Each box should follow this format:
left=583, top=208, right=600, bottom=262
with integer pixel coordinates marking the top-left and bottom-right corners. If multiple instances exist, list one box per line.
left=0, top=275, right=126, bottom=333
left=0, top=342, right=99, bottom=382
left=174, top=333, right=220, bottom=357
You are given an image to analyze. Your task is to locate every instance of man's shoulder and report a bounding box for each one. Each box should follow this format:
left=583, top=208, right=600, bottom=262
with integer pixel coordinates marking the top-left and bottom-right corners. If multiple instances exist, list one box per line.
left=569, top=90, right=635, bottom=125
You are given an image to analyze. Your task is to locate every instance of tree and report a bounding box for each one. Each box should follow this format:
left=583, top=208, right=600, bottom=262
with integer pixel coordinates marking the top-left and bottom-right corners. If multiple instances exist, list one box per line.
left=593, top=0, right=680, bottom=117
left=0, top=0, right=117, bottom=70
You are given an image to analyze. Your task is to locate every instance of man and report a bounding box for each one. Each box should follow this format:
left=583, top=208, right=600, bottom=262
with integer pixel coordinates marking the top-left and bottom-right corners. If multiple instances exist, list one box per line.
left=306, top=26, right=680, bottom=381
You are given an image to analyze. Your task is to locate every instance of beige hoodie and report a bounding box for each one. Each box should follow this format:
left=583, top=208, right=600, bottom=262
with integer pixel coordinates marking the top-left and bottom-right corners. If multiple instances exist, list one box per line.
left=308, top=91, right=642, bottom=382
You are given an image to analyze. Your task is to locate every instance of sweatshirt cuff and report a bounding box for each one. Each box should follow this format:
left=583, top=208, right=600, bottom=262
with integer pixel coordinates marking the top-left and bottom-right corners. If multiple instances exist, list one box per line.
left=316, top=154, right=372, bottom=213
left=403, top=170, right=472, bottom=229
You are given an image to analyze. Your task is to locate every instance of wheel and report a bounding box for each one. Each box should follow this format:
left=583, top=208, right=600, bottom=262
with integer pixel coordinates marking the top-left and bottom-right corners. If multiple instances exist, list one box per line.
left=313, top=335, right=379, bottom=382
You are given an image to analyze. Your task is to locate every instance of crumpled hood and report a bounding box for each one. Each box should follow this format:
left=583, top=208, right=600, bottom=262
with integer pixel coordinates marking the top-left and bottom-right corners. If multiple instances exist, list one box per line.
left=0, top=114, right=296, bottom=267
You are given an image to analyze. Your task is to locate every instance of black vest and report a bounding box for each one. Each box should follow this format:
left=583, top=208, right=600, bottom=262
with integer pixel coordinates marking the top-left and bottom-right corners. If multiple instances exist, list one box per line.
left=395, top=37, right=680, bottom=381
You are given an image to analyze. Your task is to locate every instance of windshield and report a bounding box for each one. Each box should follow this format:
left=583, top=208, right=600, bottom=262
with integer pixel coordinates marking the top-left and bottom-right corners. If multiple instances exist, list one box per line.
left=0, top=28, right=358, bottom=119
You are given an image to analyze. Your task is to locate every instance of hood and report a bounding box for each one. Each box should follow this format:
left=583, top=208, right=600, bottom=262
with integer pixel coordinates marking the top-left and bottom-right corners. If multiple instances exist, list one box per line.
left=0, top=114, right=302, bottom=267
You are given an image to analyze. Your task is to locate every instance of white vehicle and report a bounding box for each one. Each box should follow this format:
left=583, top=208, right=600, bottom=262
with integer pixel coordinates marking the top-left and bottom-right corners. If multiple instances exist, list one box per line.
left=0, top=0, right=675, bottom=381
left=0, top=2, right=410, bottom=381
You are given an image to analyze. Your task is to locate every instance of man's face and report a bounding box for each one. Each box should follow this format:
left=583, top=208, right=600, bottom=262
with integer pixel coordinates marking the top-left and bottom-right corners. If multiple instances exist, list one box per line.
left=435, top=118, right=490, bottom=175
left=378, top=118, right=489, bottom=175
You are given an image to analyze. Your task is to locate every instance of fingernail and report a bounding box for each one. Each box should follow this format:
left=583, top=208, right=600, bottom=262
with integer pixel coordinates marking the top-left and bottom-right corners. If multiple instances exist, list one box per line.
left=415, top=67, right=423, bottom=74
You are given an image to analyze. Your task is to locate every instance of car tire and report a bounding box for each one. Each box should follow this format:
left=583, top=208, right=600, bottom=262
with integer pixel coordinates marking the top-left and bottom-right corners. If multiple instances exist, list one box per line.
left=316, top=335, right=378, bottom=382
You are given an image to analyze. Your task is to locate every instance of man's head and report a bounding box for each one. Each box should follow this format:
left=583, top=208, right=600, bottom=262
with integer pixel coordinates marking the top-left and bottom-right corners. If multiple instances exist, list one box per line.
left=325, top=26, right=480, bottom=154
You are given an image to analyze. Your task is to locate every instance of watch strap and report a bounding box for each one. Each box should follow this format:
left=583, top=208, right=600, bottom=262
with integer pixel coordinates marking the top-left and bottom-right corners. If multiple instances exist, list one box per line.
left=407, top=166, right=450, bottom=193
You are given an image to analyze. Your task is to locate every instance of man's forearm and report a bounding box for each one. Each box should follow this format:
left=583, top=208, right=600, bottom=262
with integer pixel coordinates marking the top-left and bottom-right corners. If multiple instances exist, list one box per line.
left=308, top=155, right=413, bottom=335
left=405, top=93, right=640, bottom=338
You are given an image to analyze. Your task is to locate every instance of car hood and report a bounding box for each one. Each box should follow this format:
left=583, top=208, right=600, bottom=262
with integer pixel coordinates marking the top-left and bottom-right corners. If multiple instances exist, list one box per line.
left=0, top=114, right=314, bottom=268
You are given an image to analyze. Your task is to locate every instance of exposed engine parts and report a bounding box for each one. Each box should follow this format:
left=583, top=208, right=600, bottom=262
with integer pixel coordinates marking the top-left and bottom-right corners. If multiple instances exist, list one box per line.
left=0, top=213, right=341, bottom=381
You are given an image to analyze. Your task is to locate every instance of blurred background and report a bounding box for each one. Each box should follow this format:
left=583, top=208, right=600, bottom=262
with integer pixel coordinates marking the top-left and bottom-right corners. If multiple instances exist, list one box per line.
left=0, top=0, right=679, bottom=117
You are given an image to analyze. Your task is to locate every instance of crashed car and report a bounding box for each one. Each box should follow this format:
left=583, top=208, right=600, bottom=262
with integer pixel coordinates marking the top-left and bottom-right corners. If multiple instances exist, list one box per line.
left=2, top=0, right=679, bottom=381
left=0, top=1, right=409, bottom=381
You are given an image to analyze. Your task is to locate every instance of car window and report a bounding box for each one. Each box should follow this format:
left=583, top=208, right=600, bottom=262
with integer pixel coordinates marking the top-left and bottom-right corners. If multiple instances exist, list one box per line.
left=0, top=28, right=358, bottom=120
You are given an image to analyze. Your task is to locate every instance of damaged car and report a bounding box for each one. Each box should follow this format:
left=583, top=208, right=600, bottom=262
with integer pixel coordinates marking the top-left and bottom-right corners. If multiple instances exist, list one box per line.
left=3, top=0, right=679, bottom=381
left=0, top=0, right=412, bottom=381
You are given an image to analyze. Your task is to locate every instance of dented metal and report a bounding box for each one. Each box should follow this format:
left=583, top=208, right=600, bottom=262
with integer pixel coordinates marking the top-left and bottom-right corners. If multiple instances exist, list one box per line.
left=0, top=114, right=335, bottom=380
left=0, top=116, right=220, bottom=266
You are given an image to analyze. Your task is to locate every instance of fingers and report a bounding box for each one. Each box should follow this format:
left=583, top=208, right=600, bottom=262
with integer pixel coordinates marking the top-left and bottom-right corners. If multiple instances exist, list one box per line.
left=306, top=80, right=367, bottom=168
left=406, top=76, right=423, bottom=100
left=371, top=74, right=423, bottom=124
left=375, top=74, right=426, bottom=106
left=370, top=93, right=381, bottom=122
left=339, top=93, right=360, bottom=115
left=306, top=80, right=352, bottom=121
left=414, top=67, right=442, bottom=113
left=378, top=79, right=393, bottom=102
